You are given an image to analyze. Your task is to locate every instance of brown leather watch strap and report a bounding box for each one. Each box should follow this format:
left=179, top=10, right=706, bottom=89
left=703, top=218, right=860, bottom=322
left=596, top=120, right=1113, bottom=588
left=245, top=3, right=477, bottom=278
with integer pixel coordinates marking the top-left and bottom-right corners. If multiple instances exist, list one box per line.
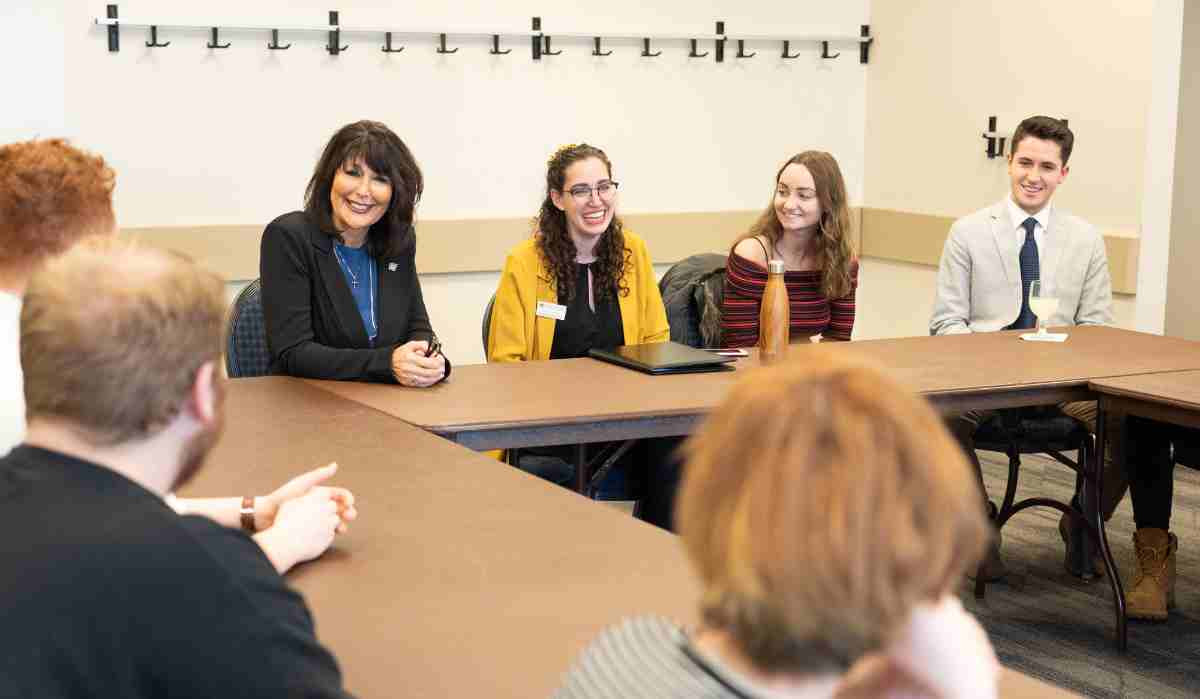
left=240, top=496, right=256, bottom=533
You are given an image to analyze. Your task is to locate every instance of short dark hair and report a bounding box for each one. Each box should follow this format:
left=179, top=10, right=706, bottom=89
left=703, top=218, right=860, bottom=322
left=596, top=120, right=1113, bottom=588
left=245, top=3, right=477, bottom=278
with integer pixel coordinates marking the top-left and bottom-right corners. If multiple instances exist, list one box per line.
left=1011, top=115, right=1074, bottom=165
left=304, top=120, right=423, bottom=259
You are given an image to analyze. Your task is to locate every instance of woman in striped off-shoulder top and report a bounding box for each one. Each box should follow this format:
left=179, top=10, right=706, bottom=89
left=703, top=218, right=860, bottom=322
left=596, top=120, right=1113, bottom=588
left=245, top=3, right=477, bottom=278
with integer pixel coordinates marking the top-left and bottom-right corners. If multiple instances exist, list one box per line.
left=721, top=151, right=859, bottom=348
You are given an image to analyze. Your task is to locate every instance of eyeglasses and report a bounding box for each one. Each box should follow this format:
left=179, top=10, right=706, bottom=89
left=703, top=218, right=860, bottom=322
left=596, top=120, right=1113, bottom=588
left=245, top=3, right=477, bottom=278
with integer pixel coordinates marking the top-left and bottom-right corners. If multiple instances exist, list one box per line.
left=563, top=181, right=619, bottom=202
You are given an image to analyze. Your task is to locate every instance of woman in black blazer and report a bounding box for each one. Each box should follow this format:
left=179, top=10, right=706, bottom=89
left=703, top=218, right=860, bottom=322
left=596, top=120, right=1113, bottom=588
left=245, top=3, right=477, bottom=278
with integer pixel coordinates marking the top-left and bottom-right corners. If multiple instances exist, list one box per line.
left=261, top=121, right=448, bottom=385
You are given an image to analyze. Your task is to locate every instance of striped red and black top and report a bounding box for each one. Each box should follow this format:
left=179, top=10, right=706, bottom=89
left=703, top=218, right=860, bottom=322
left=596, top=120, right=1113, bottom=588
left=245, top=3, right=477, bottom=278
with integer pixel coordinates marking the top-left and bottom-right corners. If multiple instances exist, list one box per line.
left=720, top=252, right=859, bottom=348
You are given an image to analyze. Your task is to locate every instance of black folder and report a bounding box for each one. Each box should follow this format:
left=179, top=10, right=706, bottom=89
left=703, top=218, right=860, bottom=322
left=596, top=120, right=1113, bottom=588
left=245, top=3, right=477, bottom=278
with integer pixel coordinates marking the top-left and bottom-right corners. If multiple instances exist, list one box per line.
left=588, top=342, right=736, bottom=375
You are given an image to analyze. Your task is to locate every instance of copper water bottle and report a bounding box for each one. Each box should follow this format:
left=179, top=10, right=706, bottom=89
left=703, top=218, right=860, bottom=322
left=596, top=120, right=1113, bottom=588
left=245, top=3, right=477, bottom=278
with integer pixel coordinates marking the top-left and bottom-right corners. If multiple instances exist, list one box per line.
left=759, top=259, right=790, bottom=364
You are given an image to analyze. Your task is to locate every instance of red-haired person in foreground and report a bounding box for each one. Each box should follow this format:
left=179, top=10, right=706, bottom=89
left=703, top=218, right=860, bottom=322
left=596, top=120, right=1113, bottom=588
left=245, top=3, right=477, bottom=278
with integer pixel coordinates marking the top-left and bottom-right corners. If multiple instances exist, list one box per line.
left=0, top=138, right=116, bottom=454
left=557, top=350, right=998, bottom=698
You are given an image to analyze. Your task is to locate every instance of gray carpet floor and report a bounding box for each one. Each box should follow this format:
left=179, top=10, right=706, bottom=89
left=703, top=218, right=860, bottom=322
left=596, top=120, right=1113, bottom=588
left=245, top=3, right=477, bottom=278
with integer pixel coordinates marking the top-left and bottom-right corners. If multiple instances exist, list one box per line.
left=963, top=450, right=1200, bottom=698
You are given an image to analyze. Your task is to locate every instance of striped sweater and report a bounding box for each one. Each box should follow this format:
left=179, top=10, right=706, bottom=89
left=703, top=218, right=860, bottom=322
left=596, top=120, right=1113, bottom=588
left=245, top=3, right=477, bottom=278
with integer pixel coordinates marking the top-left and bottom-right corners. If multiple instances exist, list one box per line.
left=555, top=616, right=777, bottom=698
left=720, top=253, right=859, bottom=348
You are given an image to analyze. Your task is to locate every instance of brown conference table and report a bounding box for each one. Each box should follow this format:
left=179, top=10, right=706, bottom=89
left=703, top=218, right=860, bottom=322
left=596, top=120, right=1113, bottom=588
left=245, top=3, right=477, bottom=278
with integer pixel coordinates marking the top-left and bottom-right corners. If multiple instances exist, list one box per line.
left=190, top=377, right=1080, bottom=697
left=1091, top=369, right=1200, bottom=433
left=310, top=326, right=1200, bottom=451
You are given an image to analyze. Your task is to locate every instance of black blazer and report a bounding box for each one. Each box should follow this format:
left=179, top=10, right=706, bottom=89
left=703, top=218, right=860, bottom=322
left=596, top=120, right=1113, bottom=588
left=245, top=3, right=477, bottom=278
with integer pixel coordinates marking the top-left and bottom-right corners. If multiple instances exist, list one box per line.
left=260, top=211, right=447, bottom=383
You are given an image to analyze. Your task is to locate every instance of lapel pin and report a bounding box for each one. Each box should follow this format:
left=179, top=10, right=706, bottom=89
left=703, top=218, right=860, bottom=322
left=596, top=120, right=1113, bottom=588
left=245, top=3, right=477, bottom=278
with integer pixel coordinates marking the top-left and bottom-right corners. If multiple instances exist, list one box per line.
left=388, top=262, right=398, bottom=272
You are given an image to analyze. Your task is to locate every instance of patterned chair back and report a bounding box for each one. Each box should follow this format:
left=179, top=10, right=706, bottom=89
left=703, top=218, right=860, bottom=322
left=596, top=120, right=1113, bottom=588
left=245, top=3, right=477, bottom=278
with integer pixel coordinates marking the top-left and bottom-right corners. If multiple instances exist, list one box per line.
left=225, top=279, right=271, bottom=378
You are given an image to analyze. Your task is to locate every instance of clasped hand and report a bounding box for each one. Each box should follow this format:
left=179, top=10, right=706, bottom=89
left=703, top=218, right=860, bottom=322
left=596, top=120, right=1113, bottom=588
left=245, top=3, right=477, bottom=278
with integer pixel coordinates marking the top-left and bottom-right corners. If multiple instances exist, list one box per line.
left=391, top=340, right=446, bottom=387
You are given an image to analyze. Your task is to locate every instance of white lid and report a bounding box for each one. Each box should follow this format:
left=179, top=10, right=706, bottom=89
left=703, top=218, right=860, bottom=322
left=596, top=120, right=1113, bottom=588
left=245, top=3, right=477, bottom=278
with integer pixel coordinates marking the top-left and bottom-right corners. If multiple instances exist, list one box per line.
left=767, top=259, right=786, bottom=274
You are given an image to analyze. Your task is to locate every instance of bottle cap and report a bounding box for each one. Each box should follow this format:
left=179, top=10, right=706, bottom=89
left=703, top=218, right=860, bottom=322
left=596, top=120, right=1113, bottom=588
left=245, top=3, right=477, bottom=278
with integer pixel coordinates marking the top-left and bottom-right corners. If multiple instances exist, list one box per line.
left=767, top=259, right=786, bottom=274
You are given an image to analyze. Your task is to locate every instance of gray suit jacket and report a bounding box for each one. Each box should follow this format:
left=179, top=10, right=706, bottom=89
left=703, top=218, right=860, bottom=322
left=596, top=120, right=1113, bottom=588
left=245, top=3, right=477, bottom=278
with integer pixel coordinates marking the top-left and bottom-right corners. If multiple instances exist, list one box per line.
left=930, top=200, right=1112, bottom=335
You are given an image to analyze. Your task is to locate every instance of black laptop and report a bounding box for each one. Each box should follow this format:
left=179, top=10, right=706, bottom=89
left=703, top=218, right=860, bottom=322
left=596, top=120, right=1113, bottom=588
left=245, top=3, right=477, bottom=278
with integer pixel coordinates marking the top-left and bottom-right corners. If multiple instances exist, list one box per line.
left=588, top=342, right=737, bottom=375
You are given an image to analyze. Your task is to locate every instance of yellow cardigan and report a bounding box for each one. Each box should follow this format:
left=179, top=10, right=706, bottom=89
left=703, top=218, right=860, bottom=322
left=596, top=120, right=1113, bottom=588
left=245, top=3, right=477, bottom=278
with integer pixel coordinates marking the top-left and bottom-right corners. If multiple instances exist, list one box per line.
left=487, top=231, right=670, bottom=362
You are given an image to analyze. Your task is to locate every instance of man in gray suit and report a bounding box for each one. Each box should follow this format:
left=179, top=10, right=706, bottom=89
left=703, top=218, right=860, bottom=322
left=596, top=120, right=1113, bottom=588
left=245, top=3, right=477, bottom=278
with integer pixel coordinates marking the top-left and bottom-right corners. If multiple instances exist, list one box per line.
left=931, top=115, right=1125, bottom=580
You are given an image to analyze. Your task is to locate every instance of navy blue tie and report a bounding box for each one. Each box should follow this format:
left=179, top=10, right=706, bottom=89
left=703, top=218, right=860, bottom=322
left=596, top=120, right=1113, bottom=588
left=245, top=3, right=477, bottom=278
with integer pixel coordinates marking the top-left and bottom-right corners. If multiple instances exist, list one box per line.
left=1012, top=217, right=1040, bottom=329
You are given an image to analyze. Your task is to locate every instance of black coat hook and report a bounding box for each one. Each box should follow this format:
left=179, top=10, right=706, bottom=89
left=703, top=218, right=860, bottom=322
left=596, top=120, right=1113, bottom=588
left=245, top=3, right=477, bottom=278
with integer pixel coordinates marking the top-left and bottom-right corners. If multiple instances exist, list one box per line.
left=436, top=33, right=458, bottom=54
left=592, top=37, right=612, bottom=57
left=267, top=29, right=291, bottom=50
left=641, top=38, right=662, bottom=57
left=106, top=4, right=119, bottom=52
left=542, top=36, right=562, bottom=55
left=820, top=41, right=840, bottom=59
left=687, top=39, right=708, bottom=58
left=382, top=32, right=404, bottom=53
left=145, top=26, right=169, bottom=48
left=736, top=39, right=755, bottom=58
left=781, top=40, right=801, bottom=59
left=715, top=21, right=726, bottom=63
left=326, top=11, right=348, bottom=55
left=490, top=35, right=511, bottom=55
left=206, top=27, right=231, bottom=49
left=859, top=24, right=873, bottom=64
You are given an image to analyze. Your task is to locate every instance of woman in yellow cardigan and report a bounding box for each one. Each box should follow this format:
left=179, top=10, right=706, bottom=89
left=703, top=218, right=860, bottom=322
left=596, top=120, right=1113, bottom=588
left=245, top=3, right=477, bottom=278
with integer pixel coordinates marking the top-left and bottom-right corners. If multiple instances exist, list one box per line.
left=487, top=143, right=677, bottom=528
left=487, top=145, right=668, bottom=362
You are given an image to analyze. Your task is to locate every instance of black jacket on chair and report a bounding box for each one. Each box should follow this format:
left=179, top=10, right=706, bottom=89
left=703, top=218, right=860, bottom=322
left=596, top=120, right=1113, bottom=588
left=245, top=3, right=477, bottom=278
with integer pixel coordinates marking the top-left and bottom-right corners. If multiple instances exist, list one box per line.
left=260, top=211, right=447, bottom=383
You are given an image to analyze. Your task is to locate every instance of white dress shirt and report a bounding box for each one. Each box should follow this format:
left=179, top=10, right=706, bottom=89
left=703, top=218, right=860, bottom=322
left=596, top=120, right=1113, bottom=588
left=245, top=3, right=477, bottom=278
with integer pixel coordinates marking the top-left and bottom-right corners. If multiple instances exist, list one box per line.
left=0, top=292, right=25, bottom=456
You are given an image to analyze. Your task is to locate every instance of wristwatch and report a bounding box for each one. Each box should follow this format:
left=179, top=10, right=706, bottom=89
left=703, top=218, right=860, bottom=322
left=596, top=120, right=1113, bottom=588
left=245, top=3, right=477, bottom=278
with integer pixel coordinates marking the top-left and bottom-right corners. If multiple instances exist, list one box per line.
left=240, top=496, right=256, bottom=533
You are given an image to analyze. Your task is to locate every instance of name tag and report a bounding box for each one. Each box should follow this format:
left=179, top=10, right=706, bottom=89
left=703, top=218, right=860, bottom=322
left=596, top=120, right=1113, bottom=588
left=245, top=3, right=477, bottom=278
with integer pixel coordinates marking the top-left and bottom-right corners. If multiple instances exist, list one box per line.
left=536, top=301, right=567, bottom=321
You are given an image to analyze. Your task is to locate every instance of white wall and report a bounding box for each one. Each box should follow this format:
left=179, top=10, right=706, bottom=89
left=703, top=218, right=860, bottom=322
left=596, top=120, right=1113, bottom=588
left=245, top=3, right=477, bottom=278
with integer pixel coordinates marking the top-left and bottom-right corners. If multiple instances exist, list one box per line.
left=56, top=0, right=868, bottom=225
left=43, top=0, right=869, bottom=364
left=1136, top=0, right=1184, bottom=334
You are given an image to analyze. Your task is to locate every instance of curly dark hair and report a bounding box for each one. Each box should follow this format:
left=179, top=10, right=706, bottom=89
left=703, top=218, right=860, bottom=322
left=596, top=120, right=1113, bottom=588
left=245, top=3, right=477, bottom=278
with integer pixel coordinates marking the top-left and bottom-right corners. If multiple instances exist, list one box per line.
left=304, top=120, right=423, bottom=259
left=535, top=144, right=630, bottom=302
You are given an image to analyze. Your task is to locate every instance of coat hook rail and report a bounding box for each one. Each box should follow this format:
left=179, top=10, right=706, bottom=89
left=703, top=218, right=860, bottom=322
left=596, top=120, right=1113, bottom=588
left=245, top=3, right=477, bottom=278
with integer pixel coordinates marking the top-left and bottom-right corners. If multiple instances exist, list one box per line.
left=94, top=6, right=873, bottom=63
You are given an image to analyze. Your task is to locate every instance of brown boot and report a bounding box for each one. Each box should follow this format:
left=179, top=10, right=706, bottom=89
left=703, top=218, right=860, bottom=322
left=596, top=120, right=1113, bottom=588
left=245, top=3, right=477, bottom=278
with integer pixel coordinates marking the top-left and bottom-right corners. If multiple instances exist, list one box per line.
left=1126, top=528, right=1177, bottom=621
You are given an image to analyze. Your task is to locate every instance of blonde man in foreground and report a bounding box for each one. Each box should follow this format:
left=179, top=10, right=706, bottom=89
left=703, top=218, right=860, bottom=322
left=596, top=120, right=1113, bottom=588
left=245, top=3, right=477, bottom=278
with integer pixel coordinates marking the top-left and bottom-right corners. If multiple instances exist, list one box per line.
left=1, top=240, right=356, bottom=697
left=558, top=351, right=998, bottom=698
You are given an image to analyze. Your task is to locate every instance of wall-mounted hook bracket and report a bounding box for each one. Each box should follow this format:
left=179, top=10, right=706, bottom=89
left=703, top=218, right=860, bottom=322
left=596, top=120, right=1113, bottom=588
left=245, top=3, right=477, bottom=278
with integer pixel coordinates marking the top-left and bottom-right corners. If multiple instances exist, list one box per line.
left=820, top=41, right=840, bottom=59
left=781, top=40, right=801, bottom=59
left=592, top=37, right=612, bottom=57
left=145, top=25, right=170, bottom=48
left=106, top=4, right=120, bottom=52
left=267, top=29, right=291, bottom=50
left=859, top=24, right=873, bottom=64
left=688, top=38, right=708, bottom=58
left=382, top=32, right=404, bottom=53
left=206, top=27, right=231, bottom=49
left=490, top=35, right=511, bottom=55
left=326, top=11, right=348, bottom=55
left=531, top=17, right=542, bottom=60
left=542, top=36, right=562, bottom=55
left=715, top=21, right=726, bottom=63
left=436, top=33, right=458, bottom=54
left=641, top=38, right=662, bottom=57
left=982, top=116, right=1006, bottom=159
left=735, top=39, right=755, bottom=58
